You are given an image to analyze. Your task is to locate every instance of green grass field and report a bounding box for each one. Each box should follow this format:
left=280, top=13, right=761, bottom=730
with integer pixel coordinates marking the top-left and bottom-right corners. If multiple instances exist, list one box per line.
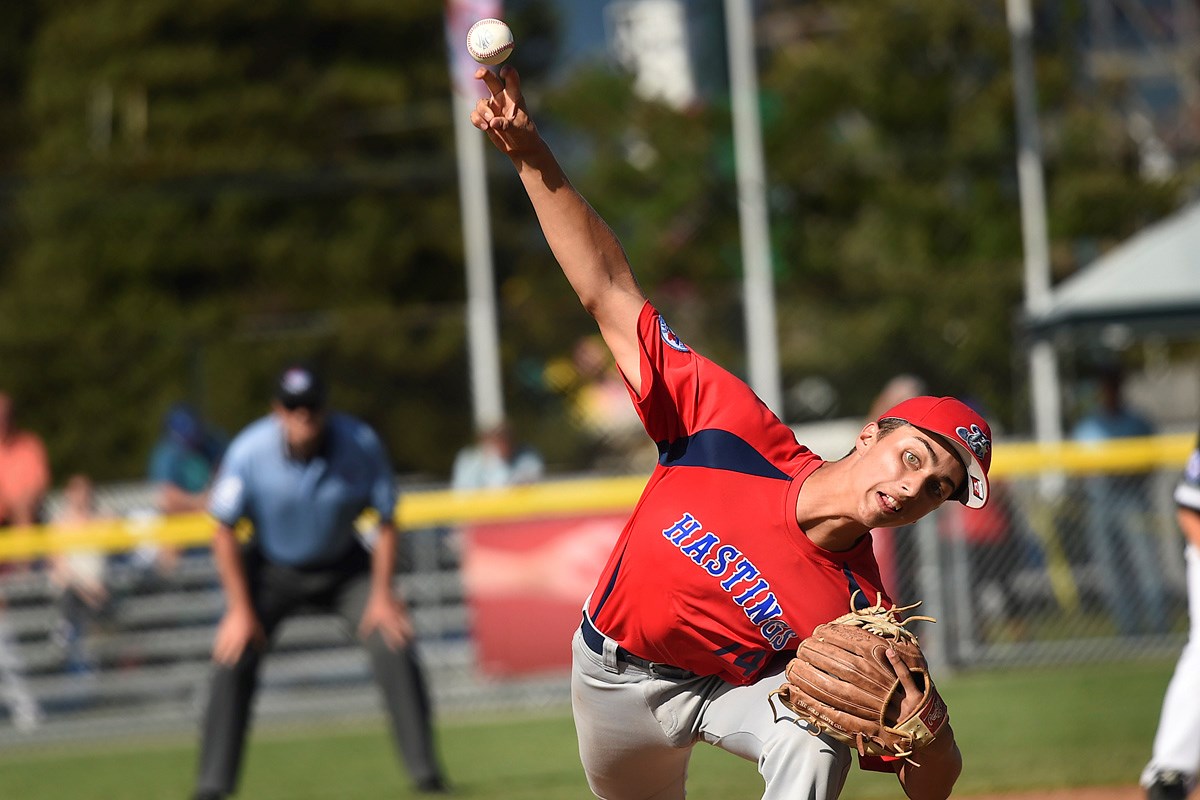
left=0, top=659, right=1171, bottom=799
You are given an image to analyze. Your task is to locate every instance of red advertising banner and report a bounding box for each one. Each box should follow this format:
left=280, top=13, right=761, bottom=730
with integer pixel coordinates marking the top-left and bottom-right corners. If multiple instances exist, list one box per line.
left=461, top=512, right=627, bottom=677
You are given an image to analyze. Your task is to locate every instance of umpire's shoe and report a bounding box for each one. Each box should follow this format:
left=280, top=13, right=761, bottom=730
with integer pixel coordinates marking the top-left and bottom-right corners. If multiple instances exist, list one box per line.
left=1147, top=771, right=1188, bottom=800
left=416, top=776, right=450, bottom=794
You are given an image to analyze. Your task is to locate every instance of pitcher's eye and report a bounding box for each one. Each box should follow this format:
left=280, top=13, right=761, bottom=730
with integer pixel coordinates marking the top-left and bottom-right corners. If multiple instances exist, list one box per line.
left=904, top=451, right=919, bottom=467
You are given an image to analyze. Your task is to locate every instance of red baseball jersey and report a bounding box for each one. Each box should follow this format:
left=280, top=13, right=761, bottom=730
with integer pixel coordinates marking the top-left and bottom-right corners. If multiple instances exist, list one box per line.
left=587, top=303, right=891, bottom=686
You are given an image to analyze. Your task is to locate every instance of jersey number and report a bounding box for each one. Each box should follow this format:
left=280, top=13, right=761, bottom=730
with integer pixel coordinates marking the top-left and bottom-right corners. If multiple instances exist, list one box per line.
left=712, top=643, right=767, bottom=679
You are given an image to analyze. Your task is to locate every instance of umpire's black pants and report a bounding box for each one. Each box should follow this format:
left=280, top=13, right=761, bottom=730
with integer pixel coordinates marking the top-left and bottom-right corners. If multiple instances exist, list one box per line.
left=194, top=545, right=444, bottom=796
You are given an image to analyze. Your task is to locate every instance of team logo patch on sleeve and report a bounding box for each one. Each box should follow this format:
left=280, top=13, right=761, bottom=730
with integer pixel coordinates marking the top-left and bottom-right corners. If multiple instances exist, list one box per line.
left=658, top=317, right=690, bottom=353
left=1186, top=450, right=1200, bottom=483
left=210, top=474, right=244, bottom=519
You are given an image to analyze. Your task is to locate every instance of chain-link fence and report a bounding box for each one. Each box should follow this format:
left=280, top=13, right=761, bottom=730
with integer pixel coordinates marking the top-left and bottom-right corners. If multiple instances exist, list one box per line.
left=883, top=467, right=1187, bottom=672
left=0, top=438, right=1191, bottom=748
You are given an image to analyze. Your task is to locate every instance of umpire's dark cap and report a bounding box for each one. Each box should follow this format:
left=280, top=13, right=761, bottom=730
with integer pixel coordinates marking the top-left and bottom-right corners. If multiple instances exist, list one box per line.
left=275, top=363, right=327, bottom=410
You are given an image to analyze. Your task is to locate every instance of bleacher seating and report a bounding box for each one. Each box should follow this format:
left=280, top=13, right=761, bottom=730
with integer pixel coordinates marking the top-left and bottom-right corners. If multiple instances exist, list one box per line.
left=0, top=495, right=569, bottom=745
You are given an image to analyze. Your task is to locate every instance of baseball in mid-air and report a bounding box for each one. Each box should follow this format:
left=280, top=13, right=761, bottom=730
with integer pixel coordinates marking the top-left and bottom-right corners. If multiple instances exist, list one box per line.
left=467, top=18, right=514, bottom=65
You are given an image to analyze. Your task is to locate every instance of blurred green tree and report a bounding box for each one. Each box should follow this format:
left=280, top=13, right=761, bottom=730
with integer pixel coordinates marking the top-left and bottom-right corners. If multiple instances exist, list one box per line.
left=758, top=0, right=1178, bottom=423
left=516, top=0, right=1181, bottom=431
left=0, top=0, right=562, bottom=481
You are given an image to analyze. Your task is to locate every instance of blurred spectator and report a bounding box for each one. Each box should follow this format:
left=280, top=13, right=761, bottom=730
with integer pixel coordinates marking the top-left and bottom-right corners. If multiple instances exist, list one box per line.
left=141, top=403, right=226, bottom=577
left=1071, top=363, right=1167, bottom=635
left=865, top=375, right=927, bottom=605
left=0, top=390, right=48, bottom=730
left=0, top=391, right=51, bottom=531
left=451, top=422, right=543, bottom=490
left=441, top=422, right=545, bottom=588
left=865, top=374, right=928, bottom=423
left=49, top=475, right=111, bottom=676
left=148, top=403, right=226, bottom=515
left=544, top=335, right=656, bottom=473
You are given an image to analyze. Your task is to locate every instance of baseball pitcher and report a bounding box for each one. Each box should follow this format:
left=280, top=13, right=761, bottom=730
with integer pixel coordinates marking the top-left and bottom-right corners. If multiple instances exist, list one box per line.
left=470, top=66, right=992, bottom=800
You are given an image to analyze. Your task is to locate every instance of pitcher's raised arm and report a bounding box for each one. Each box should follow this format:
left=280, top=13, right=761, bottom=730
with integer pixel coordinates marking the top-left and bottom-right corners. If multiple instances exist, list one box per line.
left=471, top=66, right=647, bottom=393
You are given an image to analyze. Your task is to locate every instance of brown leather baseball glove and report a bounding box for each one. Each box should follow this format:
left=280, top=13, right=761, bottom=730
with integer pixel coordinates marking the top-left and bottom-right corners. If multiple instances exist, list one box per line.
left=770, top=593, right=949, bottom=764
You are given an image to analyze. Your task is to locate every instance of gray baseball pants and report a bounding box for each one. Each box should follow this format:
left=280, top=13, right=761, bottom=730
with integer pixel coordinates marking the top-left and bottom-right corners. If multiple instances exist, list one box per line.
left=571, top=622, right=853, bottom=800
left=194, top=547, right=443, bottom=796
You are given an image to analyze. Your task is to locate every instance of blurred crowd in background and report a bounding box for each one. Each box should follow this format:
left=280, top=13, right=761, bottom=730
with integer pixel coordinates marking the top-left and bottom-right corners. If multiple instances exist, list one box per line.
left=0, top=391, right=228, bottom=731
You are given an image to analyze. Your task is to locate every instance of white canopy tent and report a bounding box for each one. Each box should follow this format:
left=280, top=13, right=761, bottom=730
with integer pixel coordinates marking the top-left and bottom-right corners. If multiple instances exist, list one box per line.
left=1025, top=201, right=1200, bottom=339
left=1023, top=200, right=1200, bottom=433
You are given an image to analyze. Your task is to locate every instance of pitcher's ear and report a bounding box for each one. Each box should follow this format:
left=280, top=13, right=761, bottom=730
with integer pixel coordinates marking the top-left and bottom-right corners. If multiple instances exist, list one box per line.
left=851, top=422, right=879, bottom=456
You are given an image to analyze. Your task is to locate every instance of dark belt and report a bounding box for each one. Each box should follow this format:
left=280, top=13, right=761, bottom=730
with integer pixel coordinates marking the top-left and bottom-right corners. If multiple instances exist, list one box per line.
left=579, top=613, right=696, bottom=680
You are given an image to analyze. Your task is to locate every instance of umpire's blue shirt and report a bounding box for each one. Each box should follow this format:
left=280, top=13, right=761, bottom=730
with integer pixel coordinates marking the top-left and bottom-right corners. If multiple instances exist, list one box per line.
left=207, top=413, right=397, bottom=567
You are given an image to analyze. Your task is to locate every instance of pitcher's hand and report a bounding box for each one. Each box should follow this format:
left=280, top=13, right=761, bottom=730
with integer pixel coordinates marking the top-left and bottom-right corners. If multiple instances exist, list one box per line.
left=471, top=66, right=540, bottom=156
left=887, top=646, right=926, bottom=721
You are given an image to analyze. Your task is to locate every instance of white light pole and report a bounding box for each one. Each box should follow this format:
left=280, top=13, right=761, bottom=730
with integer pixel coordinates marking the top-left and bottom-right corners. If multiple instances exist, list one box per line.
left=447, top=0, right=507, bottom=433
left=452, top=90, right=506, bottom=432
left=724, top=0, right=783, bottom=416
left=1007, top=0, right=1063, bottom=445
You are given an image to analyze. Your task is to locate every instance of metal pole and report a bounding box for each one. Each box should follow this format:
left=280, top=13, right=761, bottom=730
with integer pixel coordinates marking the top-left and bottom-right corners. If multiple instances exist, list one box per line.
left=452, top=89, right=506, bottom=432
left=914, top=514, right=949, bottom=673
left=724, top=0, right=783, bottom=416
left=948, top=525, right=975, bottom=665
left=1007, top=0, right=1063, bottom=445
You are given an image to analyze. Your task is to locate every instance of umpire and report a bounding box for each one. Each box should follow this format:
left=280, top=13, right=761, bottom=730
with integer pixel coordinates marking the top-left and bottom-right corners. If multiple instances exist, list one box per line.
left=192, top=364, right=447, bottom=799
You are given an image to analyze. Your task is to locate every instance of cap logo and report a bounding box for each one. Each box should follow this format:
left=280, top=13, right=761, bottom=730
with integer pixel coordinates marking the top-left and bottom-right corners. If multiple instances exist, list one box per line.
left=955, top=423, right=990, bottom=462
left=282, top=368, right=313, bottom=395
left=970, top=475, right=985, bottom=501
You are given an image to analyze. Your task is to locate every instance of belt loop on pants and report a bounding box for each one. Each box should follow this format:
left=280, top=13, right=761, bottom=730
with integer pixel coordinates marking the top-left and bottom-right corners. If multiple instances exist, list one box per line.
left=579, top=612, right=696, bottom=680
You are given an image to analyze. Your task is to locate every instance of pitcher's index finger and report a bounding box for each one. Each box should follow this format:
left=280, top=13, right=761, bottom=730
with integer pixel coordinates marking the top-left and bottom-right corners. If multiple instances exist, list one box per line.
left=476, top=66, right=506, bottom=97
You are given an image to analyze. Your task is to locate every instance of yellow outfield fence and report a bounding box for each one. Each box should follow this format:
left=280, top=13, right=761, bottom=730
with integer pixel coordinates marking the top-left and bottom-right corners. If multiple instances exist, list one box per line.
left=0, top=432, right=1192, bottom=564
left=990, top=432, right=1194, bottom=477
left=0, top=475, right=650, bottom=563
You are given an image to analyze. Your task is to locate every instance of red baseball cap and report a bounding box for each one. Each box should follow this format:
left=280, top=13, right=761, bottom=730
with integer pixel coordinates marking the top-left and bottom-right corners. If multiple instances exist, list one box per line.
left=877, top=396, right=992, bottom=509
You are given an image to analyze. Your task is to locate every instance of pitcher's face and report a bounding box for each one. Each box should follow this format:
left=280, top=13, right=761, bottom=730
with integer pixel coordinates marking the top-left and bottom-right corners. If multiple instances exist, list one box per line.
left=855, top=423, right=965, bottom=528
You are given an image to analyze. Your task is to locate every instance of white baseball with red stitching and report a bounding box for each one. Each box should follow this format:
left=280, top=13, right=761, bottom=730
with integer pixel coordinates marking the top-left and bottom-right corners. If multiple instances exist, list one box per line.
left=467, top=18, right=514, bottom=66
